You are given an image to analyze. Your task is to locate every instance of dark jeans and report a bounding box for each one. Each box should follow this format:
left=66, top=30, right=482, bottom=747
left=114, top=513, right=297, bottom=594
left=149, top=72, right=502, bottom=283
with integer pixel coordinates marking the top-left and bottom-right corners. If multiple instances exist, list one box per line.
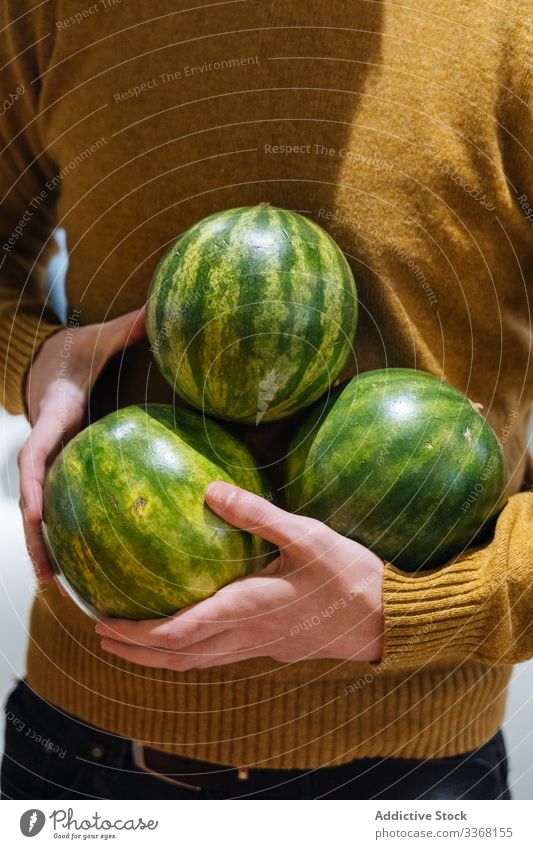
left=1, top=680, right=511, bottom=800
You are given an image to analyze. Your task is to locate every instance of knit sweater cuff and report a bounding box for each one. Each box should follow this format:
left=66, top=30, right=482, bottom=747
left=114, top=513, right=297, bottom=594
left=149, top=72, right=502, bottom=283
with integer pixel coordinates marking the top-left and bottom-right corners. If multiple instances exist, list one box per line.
left=1, top=312, right=63, bottom=416
left=378, top=535, right=509, bottom=670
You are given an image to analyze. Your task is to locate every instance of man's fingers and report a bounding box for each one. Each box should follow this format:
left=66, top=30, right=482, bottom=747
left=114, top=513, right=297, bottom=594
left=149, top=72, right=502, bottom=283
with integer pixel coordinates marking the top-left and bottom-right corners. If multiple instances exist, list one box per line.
left=99, top=307, right=146, bottom=357
left=18, top=307, right=144, bottom=584
left=21, top=509, right=54, bottom=583
left=95, top=592, right=237, bottom=649
left=100, top=626, right=282, bottom=670
left=18, top=444, right=46, bottom=523
left=18, top=412, right=65, bottom=522
left=19, top=386, right=89, bottom=522
left=173, top=626, right=282, bottom=660
left=100, top=637, right=183, bottom=669
left=205, top=481, right=319, bottom=549
left=95, top=571, right=288, bottom=650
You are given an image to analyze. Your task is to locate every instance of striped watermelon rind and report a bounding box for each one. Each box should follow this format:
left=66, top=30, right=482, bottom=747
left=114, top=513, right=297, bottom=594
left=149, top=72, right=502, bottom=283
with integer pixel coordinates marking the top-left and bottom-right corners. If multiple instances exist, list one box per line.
left=146, top=205, right=358, bottom=423
left=285, top=368, right=508, bottom=571
left=43, top=404, right=273, bottom=619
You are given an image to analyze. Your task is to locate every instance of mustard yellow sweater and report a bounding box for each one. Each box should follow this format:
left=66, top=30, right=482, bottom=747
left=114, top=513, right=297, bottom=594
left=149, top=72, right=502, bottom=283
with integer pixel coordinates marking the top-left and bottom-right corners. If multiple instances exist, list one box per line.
left=1, top=0, right=533, bottom=768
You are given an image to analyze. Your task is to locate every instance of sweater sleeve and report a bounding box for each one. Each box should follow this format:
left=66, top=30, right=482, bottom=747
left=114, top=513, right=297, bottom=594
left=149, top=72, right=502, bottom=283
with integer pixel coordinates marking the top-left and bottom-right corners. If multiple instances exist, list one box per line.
left=381, top=493, right=533, bottom=668
left=0, top=2, right=63, bottom=416
left=380, top=17, right=533, bottom=671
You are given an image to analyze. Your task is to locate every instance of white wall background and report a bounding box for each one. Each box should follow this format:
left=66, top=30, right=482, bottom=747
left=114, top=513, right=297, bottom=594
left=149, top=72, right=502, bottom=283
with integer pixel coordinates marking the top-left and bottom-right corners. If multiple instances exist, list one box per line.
left=1, top=405, right=533, bottom=798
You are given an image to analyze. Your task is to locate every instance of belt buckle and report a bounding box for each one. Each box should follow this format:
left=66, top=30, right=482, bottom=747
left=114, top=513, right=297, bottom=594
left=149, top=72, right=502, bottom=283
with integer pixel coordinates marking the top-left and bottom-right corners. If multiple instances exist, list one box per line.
left=131, top=742, right=202, bottom=792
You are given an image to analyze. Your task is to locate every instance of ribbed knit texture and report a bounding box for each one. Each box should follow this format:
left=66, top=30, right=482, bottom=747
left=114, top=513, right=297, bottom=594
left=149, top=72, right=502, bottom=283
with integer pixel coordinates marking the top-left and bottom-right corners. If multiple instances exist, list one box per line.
left=27, top=586, right=511, bottom=767
left=2, top=0, right=533, bottom=767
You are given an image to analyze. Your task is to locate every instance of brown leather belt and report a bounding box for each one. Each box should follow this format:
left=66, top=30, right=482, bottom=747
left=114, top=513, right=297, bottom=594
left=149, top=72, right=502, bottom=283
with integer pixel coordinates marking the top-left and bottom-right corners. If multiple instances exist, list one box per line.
left=131, top=742, right=250, bottom=793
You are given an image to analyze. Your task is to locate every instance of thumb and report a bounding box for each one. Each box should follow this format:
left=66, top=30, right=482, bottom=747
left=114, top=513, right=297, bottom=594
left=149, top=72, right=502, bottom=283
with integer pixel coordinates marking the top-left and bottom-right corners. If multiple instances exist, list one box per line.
left=98, top=307, right=146, bottom=357
left=205, top=480, right=314, bottom=549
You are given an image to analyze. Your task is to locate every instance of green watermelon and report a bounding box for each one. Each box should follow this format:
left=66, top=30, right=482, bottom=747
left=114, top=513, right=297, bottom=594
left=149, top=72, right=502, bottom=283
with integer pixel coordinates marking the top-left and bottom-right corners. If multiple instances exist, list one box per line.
left=43, top=405, right=273, bottom=619
left=285, top=368, right=507, bottom=571
left=146, top=204, right=357, bottom=423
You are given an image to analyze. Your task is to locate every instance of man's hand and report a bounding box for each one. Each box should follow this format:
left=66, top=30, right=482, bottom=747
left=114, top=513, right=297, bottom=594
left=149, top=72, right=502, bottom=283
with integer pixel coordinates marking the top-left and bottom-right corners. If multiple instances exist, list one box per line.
left=19, top=307, right=146, bottom=583
left=96, top=481, right=384, bottom=667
